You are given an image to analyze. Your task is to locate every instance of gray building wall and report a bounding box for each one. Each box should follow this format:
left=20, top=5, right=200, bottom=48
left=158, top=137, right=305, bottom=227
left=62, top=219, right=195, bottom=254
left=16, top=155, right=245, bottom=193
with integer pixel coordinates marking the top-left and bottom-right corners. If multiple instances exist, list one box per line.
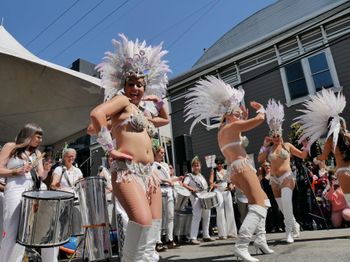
left=169, top=6, right=350, bottom=179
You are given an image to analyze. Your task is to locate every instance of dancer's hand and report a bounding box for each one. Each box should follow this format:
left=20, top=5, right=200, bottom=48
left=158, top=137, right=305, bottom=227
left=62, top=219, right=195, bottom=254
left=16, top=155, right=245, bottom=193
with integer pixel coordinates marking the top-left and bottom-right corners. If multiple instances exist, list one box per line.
left=301, top=139, right=308, bottom=149
left=250, top=101, right=264, bottom=111
left=143, top=95, right=161, bottom=103
left=108, top=150, right=133, bottom=161
left=263, top=136, right=272, bottom=147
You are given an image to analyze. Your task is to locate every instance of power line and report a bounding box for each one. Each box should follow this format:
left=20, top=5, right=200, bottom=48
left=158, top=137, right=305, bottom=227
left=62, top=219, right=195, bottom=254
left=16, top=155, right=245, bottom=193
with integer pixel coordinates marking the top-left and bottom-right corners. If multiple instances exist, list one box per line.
left=52, top=0, right=129, bottom=60
left=36, top=0, right=105, bottom=55
left=149, top=0, right=216, bottom=42
left=25, top=0, right=80, bottom=47
left=167, top=0, right=220, bottom=49
left=169, top=30, right=350, bottom=116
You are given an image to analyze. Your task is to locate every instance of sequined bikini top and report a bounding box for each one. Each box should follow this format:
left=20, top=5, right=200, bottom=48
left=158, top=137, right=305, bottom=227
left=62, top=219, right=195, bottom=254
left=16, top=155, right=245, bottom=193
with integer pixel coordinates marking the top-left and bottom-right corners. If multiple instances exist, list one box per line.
left=220, top=136, right=249, bottom=152
left=268, top=145, right=289, bottom=162
left=117, top=106, right=158, bottom=138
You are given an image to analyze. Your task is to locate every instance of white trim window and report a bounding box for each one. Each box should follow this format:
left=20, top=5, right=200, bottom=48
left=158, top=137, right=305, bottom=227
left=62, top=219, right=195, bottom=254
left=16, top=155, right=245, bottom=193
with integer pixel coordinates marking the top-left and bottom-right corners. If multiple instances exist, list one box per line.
left=276, top=26, right=341, bottom=106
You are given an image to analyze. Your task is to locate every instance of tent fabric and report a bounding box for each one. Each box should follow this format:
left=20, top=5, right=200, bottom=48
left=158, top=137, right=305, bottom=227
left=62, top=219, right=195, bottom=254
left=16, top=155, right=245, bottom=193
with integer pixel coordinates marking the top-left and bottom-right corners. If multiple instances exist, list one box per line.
left=0, top=26, right=103, bottom=145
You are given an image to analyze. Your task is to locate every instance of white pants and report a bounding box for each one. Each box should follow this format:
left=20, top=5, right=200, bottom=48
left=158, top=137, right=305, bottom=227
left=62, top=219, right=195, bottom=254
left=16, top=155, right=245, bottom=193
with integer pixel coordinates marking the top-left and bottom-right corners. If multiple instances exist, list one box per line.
left=215, top=190, right=237, bottom=237
left=189, top=195, right=211, bottom=240
left=159, top=187, right=174, bottom=242
left=0, top=187, right=58, bottom=262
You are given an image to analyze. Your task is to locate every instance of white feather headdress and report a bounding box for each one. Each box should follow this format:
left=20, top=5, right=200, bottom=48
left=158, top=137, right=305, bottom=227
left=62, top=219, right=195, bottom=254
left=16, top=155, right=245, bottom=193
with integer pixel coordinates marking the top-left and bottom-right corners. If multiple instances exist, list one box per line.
left=265, top=99, right=284, bottom=135
left=294, top=89, right=346, bottom=151
left=184, top=76, right=244, bottom=134
left=96, top=33, right=171, bottom=101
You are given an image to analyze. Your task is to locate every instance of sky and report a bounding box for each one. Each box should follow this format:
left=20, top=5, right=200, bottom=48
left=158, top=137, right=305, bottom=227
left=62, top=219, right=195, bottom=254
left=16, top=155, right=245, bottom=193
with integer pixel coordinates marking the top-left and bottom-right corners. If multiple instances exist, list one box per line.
left=0, top=0, right=276, bottom=78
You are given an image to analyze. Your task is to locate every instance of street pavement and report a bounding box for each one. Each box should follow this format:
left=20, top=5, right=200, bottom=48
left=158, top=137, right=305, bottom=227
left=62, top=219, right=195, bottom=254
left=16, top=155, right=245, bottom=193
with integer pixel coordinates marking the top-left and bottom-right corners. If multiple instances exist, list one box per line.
left=160, top=228, right=350, bottom=261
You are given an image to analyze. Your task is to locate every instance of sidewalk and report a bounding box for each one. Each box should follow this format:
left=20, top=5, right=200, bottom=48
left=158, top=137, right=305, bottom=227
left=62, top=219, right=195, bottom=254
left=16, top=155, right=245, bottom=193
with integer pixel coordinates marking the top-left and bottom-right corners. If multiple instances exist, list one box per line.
left=160, top=228, right=350, bottom=261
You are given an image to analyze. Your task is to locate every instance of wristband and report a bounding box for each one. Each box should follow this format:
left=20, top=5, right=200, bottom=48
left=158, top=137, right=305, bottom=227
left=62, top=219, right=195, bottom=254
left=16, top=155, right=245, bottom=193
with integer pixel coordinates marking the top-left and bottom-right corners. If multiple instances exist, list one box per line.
left=256, top=107, right=266, bottom=114
left=97, top=126, right=114, bottom=152
left=259, top=146, right=268, bottom=154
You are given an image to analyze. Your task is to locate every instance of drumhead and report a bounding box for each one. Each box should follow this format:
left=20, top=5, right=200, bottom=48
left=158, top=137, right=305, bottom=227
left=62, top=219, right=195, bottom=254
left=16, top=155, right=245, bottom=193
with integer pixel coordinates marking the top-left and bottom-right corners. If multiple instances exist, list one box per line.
left=74, top=176, right=106, bottom=187
left=174, top=186, right=191, bottom=196
left=198, top=192, right=216, bottom=198
left=22, top=190, right=74, bottom=200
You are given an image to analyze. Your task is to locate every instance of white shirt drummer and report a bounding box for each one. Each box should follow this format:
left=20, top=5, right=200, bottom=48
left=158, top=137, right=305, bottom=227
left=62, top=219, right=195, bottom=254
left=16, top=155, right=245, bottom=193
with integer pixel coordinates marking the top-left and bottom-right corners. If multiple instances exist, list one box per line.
left=182, top=160, right=214, bottom=244
left=52, top=165, right=83, bottom=196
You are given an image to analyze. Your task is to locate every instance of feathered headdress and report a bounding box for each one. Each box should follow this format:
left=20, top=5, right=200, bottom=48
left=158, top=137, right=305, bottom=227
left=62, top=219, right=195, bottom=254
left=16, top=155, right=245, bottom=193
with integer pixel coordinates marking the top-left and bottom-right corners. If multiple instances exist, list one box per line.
left=294, top=89, right=346, bottom=151
left=96, top=33, right=171, bottom=101
left=265, top=99, right=284, bottom=135
left=184, top=76, right=245, bottom=134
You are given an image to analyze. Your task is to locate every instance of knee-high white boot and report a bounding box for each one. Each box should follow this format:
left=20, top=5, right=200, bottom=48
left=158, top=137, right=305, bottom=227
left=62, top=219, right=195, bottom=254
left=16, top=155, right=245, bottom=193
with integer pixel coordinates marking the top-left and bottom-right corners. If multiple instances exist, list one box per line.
left=122, top=221, right=151, bottom=262
left=281, top=188, right=294, bottom=243
left=144, top=219, right=162, bottom=262
left=276, top=197, right=300, bottom=238
left=234, top=205, right=266, bottom=262
left=253, top=210, right=274, bottom=255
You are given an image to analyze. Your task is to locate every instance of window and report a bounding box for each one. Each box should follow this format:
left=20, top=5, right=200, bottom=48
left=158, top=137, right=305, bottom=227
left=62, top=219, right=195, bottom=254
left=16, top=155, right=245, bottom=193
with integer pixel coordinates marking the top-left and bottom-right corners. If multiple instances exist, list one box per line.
left=308, top=53, right=333, bottom=91
left=277, top=25, right=340, bottom=105
left=285, top=61, right=308, bottom=100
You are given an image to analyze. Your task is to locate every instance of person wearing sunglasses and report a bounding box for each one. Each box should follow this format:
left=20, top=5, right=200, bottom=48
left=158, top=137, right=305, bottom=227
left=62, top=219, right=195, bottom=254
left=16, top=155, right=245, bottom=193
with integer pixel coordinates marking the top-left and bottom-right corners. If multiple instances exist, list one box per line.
left=258, top=99, right=308, bottom=244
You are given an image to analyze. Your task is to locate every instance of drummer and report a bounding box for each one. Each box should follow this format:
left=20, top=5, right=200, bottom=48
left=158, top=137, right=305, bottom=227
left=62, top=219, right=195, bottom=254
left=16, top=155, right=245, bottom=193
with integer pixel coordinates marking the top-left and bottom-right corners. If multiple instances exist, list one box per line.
left=153, top=143, right=181, bottom=250
left=0, top=123, right=58, bottom=262
left=209, top=157, right=237, bottom=240
left=182, top=156, right=215, bottom=245
left=51, top=148, right=83, bottom=236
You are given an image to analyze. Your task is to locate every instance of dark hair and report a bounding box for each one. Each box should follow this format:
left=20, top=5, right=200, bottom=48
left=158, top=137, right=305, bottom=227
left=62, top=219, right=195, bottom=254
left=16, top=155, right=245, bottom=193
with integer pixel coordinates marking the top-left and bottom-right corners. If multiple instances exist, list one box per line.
left=12, top=123, right=43, bottom=158
left=215, top=156, right=224, bottom=165
left=328, top=117, right=350, bottom=161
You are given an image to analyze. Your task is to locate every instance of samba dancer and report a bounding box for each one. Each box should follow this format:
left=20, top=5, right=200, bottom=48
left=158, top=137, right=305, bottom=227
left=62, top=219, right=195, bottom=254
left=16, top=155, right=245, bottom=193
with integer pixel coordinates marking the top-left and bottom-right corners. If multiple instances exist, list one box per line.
left=90, top=34, right=170, bottom=262
left=0, top=123, right=58, bottom=262
left=209, top=157, right=237, bottom=240
left=295, top=89, right=350, bottom=218
left=258, top=99, right=307, bottom=243
left=185, top=76, right=273, bottom=262
left=153, top=144, right=181, bottom=249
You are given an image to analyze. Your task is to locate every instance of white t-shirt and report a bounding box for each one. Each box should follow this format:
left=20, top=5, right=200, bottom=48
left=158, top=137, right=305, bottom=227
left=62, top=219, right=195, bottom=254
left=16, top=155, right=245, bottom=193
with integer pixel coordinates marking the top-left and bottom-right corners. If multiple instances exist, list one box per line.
left=153, top=162, right=171, bottom=181
left=53, top=165, right=83, bottom=195
left=183, top=173, right=208, bottom=192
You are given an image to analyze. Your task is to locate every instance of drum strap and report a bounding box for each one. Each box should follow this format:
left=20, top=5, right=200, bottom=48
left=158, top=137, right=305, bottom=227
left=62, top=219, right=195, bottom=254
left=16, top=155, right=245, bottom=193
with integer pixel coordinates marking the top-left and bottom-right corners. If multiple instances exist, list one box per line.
left=63, top=170, right=73, bottom=188
left=24, top=151, right=41, bottom=191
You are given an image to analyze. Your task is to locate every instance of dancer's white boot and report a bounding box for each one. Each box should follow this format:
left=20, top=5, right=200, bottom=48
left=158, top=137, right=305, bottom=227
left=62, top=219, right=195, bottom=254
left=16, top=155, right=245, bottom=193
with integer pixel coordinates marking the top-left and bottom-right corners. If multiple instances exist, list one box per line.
left=234, top=205, right=266, bottom=262
left=122, top=221, right=151, bottom=262
left=281, top=188, right=295, bottom=243
left=254, top=215, right=274, bottom=255
left=144, top=219, right=162, bottom=262
left=276, top=197, right=300, bottom=238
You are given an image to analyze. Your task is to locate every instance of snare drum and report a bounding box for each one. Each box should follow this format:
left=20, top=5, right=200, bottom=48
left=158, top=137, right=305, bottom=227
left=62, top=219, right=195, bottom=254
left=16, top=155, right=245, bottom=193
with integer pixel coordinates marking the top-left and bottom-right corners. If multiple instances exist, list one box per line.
left=197, top=192, right=219, bottom=209
left=17, top=190, right=74, bottom=247
left=174, top=186, right=191, bottom=211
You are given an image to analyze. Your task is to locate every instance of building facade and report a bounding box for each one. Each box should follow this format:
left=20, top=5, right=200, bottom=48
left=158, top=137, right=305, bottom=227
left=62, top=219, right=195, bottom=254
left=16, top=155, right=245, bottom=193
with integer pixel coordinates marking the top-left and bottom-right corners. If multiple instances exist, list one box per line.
left=168, top=0, right=350, bottom=177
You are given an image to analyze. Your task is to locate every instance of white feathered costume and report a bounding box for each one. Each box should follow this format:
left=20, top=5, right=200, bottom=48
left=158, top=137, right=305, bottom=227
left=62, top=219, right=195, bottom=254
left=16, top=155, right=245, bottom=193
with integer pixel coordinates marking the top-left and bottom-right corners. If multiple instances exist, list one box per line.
left=184, top=76, right=245, bottom=134
left=294, top=89, right=346, bottom=151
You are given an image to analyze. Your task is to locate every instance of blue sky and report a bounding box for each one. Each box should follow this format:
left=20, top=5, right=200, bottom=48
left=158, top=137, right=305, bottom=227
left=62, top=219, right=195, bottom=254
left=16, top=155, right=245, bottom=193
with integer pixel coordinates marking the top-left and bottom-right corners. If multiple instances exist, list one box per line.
left=1, top=0, right=275, bottom=77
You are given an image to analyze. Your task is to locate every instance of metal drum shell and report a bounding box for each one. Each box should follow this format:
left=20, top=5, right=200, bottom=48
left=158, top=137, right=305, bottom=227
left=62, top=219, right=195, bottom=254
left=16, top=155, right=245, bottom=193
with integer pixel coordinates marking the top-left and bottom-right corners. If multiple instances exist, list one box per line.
left=75, top=176, right=109, bottom=227
left=17, top=190, right=74, bottom=248
left=197, top=192, right=219, bottom=209
left=174, top=186, right=191, bottom=211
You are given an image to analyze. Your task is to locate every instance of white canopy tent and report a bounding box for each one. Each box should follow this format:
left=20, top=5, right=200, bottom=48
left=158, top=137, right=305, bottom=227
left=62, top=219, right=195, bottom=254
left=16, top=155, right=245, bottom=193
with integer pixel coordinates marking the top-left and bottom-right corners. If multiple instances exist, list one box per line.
left=0, top=25, right=103, bottom=145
